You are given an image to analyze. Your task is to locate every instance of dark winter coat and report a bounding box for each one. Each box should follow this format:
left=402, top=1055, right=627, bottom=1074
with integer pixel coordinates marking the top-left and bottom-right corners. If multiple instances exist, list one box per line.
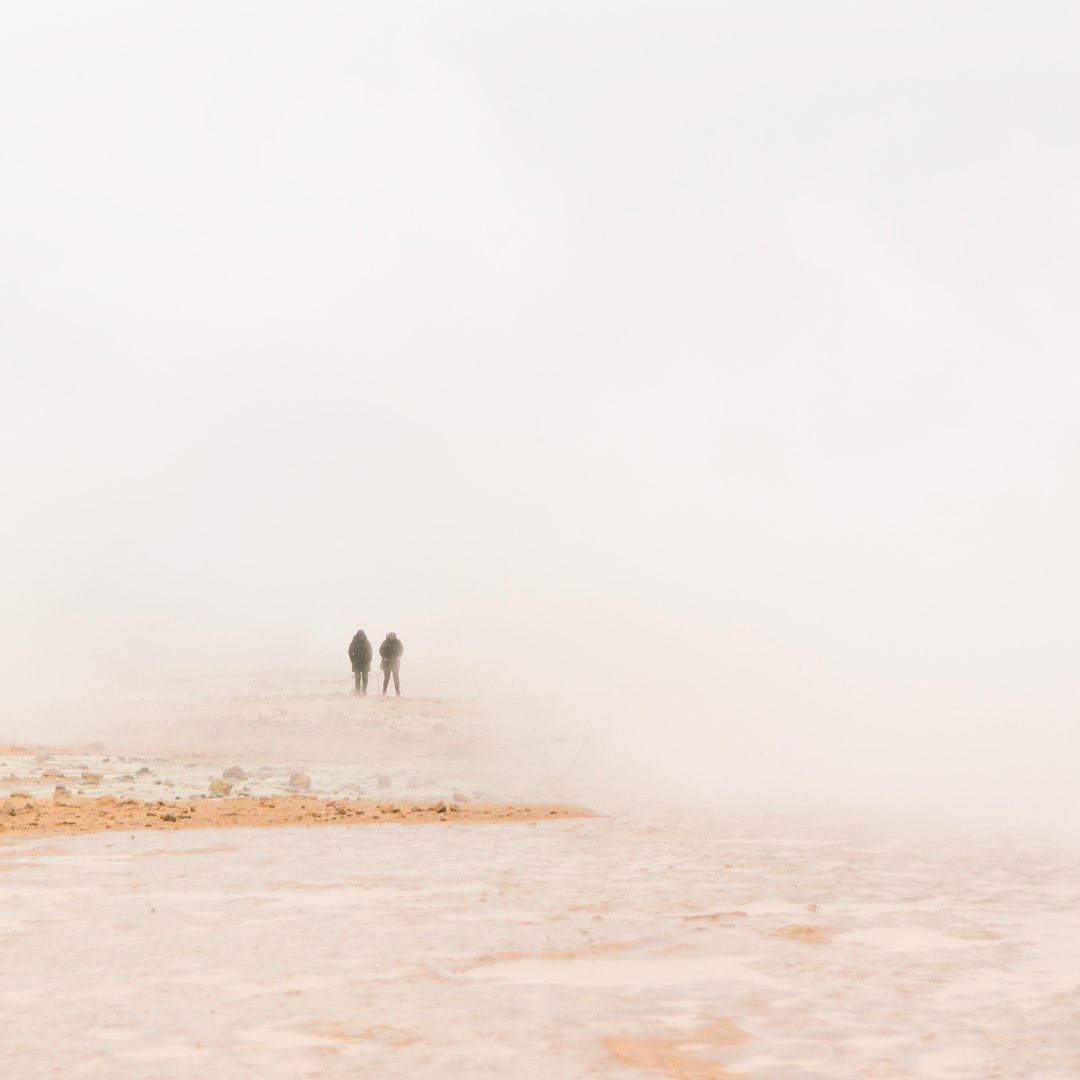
left=379, top=636, right=404, bottom=667
left=348, top=632, right=373, bottom=671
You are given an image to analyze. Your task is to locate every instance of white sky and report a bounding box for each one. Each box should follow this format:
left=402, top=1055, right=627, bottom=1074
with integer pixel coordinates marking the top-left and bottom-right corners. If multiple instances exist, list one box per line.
left=1, top=0, right=1078, bottom=753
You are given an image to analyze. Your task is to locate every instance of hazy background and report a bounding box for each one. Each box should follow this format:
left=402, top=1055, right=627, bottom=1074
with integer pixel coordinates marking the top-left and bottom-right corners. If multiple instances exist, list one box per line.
left=2, top=2, right=1078, bottom=827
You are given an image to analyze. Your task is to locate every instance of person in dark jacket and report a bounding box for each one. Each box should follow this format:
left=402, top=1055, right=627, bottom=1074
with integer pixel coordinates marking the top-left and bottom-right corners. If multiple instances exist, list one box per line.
left=348, top=629, right=373, bottom=694
left=379, top=632, right=404, bottom=696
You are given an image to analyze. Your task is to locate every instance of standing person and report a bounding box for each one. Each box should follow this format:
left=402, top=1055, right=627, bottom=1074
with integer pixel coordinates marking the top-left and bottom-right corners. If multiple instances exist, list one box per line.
left=348, top=629, right=373, bottom=694
left=379, top=632, right=404, bottom=696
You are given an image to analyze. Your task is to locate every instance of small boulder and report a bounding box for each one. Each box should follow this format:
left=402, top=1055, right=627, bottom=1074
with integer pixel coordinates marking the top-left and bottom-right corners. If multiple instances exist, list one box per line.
left=223, top=766, right=247, bottom=780
left=376, top=775, right=392, bottom=790
left=289, top=771, right=311, bottom=791
left=81, top=773, right=102, bottom=785
left=209, top=779, right=233, bottom=796
left=451, top=791, right=471, bottom=804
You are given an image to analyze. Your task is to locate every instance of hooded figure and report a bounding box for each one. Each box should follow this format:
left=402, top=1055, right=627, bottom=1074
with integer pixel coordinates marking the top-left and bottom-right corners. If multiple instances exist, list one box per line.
left=348, top=629, right=373, bottom=694
left=379, top=632, right=404, bottom=696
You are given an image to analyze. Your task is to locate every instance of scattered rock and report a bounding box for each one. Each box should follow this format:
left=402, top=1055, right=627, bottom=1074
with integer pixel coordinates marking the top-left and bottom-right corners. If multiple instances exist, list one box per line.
left=289, top=771, right=311, bottom=790
left=34, top=753, right=50, bottom=764
left=256, top=766, right=274, bottom=778
left=223, top=766, right=247, bottom=780
left=208, top=779, right=233, bottom=796
left=2, top=800, right=14, bottom=816
left=162, top=814, right=177, bottom=822
left=53, top=785, right=68, bottom=796
left=41, top=768, right=63, bottom=779
left=137, top=766, right=152, bottom=776
left=85, top=741, right=106, bottom=752
left=82, top=773, right=102, bottom=785
left=452, top=791, right=471, bottom=803
left=163, top=778, right=174, bottom=787
left=377, top=775, right=392, bottom=790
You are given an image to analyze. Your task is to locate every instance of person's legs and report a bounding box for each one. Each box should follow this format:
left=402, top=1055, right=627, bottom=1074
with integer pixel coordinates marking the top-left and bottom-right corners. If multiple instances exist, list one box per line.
left=360, top=669, right=369, bottom=694
left=354, top=670, right=362, bottom=693
left=391, top=661, right=401, bottom=696
left=382, top=666, right=390, bottom=694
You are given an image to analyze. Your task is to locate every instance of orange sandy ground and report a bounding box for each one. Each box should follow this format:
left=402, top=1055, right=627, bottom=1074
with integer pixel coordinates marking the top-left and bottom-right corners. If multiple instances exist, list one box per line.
left=0, top=794, right=594, bottom=838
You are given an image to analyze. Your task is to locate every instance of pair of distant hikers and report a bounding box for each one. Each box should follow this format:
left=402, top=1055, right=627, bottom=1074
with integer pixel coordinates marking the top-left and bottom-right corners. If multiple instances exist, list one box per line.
left=348, top=631, right=404, bottom=696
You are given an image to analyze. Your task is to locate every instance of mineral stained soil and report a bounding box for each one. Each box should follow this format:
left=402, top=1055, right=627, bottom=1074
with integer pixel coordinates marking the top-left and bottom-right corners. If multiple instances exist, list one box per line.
left=1, top=677, right=1078, bottom=1079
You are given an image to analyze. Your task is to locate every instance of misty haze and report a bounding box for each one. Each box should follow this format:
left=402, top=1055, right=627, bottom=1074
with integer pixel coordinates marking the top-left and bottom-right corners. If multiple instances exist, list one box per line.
left=2, top=3, right=1078, bottom=1077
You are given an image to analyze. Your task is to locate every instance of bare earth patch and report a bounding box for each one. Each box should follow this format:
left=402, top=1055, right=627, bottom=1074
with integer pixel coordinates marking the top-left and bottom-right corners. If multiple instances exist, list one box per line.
left=0, top=794, right=594, bottom=837
left=604, top=1019, right=747, bottom=1079
left=761, top=924, right=836, bottom=944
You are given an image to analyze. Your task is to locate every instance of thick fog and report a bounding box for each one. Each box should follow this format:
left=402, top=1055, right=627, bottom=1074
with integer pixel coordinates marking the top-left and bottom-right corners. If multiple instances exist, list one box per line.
left=2, top=3, right=1078, bottom=832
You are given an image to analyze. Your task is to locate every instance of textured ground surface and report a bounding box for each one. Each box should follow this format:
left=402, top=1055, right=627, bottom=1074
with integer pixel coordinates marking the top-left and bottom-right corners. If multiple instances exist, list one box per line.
left=0, top=792, right=590, bottom=836
left=1, top=680, right=1078, bottom=1078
